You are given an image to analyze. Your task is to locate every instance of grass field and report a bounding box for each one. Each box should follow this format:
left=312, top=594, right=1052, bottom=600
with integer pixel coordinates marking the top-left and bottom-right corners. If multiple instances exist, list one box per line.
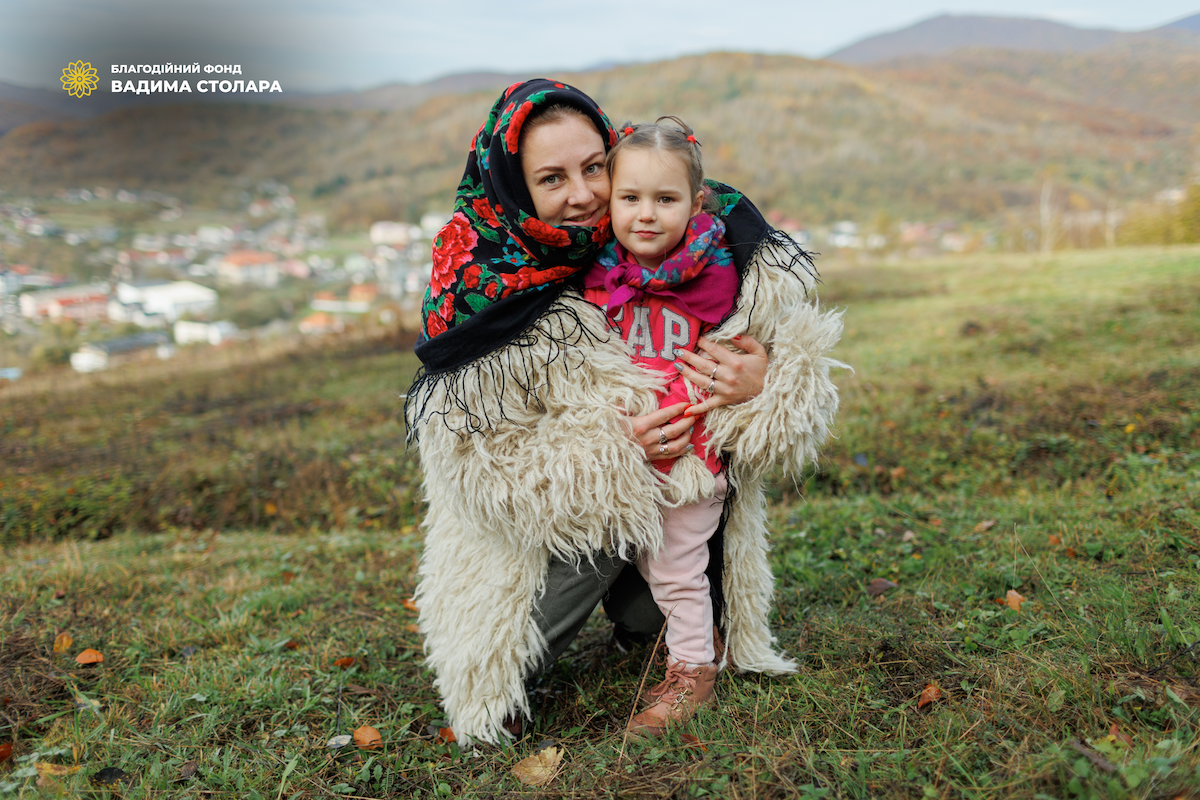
left=1, top=245, right=1198, bottom=798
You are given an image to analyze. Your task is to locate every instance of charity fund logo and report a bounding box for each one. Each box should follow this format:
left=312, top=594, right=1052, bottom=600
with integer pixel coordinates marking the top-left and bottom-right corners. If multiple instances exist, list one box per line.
left=61, top=61, right=99, bottom=97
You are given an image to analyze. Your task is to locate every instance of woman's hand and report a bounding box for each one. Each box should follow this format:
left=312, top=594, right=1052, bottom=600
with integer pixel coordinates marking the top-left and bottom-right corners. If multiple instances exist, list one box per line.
left=674, top=335, right=768, bottom=416
left=627, top=402, right=694, bottom=463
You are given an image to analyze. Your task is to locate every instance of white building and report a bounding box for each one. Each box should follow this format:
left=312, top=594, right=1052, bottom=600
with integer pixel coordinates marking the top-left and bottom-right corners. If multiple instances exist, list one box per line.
left=174, top=319, right=238, bottom=346
left=111, top=280, right=218, bottom=324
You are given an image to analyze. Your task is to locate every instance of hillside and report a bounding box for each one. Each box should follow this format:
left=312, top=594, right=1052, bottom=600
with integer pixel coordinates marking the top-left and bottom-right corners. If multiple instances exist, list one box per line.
left=0, top=50, right=1193, bottom=230
left=826, top=12, right=1200, bottom=63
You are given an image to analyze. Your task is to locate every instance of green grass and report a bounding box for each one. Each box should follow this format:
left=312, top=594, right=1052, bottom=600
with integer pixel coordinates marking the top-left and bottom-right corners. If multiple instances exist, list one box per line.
left=2, top=245, right=1199, bottom=798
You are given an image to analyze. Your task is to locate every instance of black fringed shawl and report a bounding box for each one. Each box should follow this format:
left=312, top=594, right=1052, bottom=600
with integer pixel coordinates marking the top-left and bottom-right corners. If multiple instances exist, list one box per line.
left=406, top=80, right=817, bottom=438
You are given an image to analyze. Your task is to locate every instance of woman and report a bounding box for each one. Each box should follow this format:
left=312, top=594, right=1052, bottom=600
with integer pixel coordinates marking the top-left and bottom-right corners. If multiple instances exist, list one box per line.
left=406, top=79, right=844, bottom=745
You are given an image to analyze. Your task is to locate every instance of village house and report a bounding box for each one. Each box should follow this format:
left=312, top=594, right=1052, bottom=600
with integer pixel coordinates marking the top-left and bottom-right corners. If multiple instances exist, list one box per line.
left=19, top=285, right=110, bottom=322
left=69, top=331, right=175, bottom=373
left=218, top=250, right=280, bottom=287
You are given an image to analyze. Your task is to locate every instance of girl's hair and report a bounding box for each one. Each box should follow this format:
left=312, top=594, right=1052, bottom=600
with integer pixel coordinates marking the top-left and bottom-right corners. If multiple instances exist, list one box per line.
left=607, top=116, right=710, bottom=209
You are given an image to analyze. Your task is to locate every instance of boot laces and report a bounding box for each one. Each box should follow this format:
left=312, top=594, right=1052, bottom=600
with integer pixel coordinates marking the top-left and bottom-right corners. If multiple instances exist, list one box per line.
left=648, top=660, right=698, bottom=706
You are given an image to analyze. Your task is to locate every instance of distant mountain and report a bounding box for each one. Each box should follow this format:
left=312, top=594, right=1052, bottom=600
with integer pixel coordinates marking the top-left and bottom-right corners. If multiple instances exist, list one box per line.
left=825, top=13, right=1200, bottom=64
left=1161, top=12, right=1200, bottom=31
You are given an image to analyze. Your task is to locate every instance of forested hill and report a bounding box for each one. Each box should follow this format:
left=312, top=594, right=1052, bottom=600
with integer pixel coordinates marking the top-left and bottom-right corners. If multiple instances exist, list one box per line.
left=0, top=48, right=1194, bottom=229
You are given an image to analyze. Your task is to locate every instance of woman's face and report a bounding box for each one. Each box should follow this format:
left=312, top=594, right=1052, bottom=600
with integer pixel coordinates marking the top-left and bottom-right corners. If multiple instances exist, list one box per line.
left=520, top=114, right=610, bottom=228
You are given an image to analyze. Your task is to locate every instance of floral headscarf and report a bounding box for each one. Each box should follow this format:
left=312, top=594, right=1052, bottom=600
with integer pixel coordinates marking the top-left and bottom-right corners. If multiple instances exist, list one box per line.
left=420, top=78, right=618, bottom=341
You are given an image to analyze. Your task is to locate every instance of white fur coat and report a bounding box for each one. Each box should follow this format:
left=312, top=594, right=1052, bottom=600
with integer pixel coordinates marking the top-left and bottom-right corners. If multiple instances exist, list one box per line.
left=410, top=246, right=845, bottom=744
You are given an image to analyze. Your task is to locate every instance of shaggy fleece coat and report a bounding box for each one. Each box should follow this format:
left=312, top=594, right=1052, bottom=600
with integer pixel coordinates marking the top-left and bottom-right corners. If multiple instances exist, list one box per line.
left=411, top=244, right=845, bottom=745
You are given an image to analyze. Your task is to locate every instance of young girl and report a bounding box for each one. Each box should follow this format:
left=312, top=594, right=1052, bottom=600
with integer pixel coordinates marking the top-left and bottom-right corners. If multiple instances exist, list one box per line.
left=583, top=117, right=738, bottom=736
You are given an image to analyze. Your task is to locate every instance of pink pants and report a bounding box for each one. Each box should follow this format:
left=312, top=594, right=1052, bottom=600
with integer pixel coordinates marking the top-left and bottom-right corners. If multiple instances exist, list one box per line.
left=637, top=473, right=728, bottom=665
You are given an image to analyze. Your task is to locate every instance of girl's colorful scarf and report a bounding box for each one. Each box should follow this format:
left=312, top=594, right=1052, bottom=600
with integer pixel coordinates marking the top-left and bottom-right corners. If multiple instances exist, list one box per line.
left=585, top=213, right=738, bottom=324
left=418, top=78, right=617, bottom=347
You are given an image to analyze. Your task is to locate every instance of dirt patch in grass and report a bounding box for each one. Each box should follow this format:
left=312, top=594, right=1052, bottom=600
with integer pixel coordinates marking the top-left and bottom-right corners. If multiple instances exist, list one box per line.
left=0, top=632, right=70, bottom=738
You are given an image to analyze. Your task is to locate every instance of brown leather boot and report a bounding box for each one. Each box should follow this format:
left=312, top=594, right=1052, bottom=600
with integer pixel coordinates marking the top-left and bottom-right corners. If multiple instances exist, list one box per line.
left=627, top=659, right=718, bottom=737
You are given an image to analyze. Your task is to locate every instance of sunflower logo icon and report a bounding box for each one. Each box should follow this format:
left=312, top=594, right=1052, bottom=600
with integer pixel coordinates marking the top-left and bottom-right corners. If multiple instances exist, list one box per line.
left=61, top=61, right=99, bottom=97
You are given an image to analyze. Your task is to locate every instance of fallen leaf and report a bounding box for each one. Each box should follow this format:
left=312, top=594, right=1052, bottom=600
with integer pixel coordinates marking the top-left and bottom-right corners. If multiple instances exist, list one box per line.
left=265, top=502, right=278, bottom=516
left=1065, top=547, right=1078, bottom=558
left=973, top=519, right=996, bottom=533
left=333, top=656, right=355, bottom=670
left=889, top=466, right=907, bottom=481
left=1124, top=423, right=1135, bottom=434
left=402, top=597, right=419, bottom=612
left=54, top=589, right=67, bottom=599
left=511, top=745, right=563, bottom=787
left=680, top=733, right=707, bottom=751
left=1005, top=590, right=1026, bottom=612
left=866, top=578, right=899, bottom=598
left=53, top=631, right=73, bottom=653
left=75, top=648, right=104, bottom=665
left=37, top=763, right=81, bottom=777
left=281, top=570, right=296, bottom=584
left=90, top=766, right=133, bottom=787
left=918, top=684, right=943, bottom=708
left=346, top=684, right=373, bottom=695
left=326, top=734, right=352, bottom=750
left=1048, top=535, right=1061, bottom=546
left=929, top=518, right=943, bottom=528
left=901, top=530, right=916, bottom=542
left=0, top=742, right=12, bottom=763
left=179, top=760, right=198, bottom=779
left=404, top=623, right=420, bottom=634
left=435, top=726, right=456, bottom=745
left=353, top=725, right=382, bottom=749
left=1109, top=723, right=1132, bottom=747
left=283, top=639, right=300, bottom=650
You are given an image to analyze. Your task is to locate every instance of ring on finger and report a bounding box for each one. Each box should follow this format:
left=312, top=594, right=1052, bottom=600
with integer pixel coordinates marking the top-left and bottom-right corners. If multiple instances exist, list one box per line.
left=706, top=378, right=716, bottom=393
left=710, top=364, right=719, bottom=378
left=658, top=427, right=667, bottom=445
left=658, top=443, right=667, bottom=454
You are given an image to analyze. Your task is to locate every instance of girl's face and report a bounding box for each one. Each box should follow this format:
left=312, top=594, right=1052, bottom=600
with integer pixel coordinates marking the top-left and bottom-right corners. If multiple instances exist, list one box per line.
left=609, top=148, right=704, bottom=269
left=520, top=114, right=610, bottom=228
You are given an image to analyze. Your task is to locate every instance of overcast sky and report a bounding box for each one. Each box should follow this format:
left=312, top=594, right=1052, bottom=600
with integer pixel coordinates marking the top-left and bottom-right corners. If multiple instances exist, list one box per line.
left=2, top=0, right=1197, bottom=92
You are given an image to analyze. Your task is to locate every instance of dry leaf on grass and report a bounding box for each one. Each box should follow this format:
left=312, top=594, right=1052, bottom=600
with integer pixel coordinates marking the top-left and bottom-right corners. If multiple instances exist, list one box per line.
left=402, top=597, right=419, bottom=612
left=1005, top=590, right=1025, bottom=612
left=326, top=735, right=352, bottom=750
left=973, top=519, right=996, bottom=533
left=353, top=725, right=382, bottom=749
left=283, top=639, right=300, bottom=651
left=511, top=746, right=563, bottom=787
left=281, top=570, right=296, bottom=584
left=1048, top=534, right=1062, bottom=545
left=53, top=632, right=73, bottom=653
left=333, top=657, right=355, bottom=669
left=434, top=727, right=456, bottom=745
left=918, top=684, right=943, bottom=708
left=680, top=733, right=707, bottom=751
left=37, top=763, right=81, bottom=777
left=866, top=578, right=899, bottom=598
left=75, top=648, right=103, bottom=665
left=1109, top=723, right=1133, bottom=747
left=0, top=742, right=12, bottom=764
left=179, top=760, right=199, bottom=779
